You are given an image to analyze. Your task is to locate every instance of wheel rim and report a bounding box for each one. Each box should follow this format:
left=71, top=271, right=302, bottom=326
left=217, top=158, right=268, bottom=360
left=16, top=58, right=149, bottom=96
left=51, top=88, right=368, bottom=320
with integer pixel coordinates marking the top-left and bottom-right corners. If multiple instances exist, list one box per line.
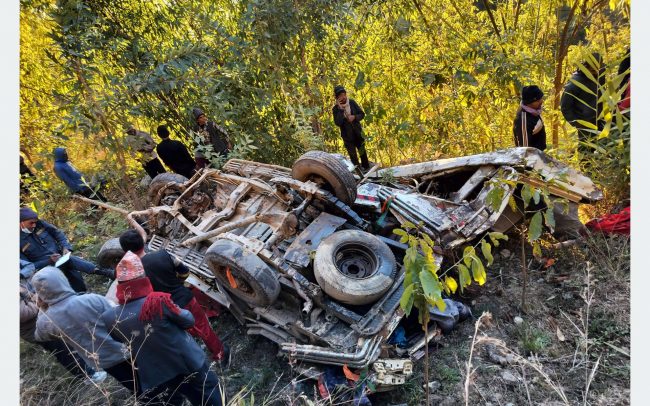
left=215, top=264, right=257, bottom=299
left=334, top=244, right=378, bottom=279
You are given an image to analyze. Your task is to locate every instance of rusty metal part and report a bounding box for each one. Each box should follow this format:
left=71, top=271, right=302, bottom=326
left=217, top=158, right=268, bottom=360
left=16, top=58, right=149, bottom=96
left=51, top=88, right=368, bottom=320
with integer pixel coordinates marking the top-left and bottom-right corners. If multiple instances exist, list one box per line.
left=196, top=183, right=252, bottom=231
left=284, top=212, right=347, bottom=268
left=223, top=158, right=292, bottom=180
left=73, top=195, right=130, bottom=214
left=181, top=214, right=265, bottom=246
left=358, top=163, right=381, bottom=185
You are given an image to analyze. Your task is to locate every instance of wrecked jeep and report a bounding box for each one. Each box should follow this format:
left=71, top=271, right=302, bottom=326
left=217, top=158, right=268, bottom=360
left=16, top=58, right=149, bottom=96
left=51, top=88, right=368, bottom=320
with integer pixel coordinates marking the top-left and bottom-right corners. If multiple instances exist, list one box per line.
left=97, top=147, right=602, bottom=390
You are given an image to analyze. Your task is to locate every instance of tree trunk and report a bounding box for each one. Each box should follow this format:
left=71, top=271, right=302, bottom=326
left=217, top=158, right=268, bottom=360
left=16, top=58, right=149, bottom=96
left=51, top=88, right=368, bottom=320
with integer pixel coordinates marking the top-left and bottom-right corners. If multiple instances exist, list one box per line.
left=551, top=0, right=580, bottom=148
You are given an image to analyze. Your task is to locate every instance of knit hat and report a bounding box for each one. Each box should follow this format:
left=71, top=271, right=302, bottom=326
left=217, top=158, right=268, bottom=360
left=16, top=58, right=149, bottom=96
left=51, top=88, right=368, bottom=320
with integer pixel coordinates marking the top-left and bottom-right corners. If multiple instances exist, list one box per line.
left=20, top=207, right=38, bottom=221
left=521, top=85, right=544, bottom=105
left=192, top=107, right=205, bottom=120
left=334, top=85, right=346, bottom=97
left=116, top=251, right=146, bottom=282
left=157, top=125, right=170, bottom=138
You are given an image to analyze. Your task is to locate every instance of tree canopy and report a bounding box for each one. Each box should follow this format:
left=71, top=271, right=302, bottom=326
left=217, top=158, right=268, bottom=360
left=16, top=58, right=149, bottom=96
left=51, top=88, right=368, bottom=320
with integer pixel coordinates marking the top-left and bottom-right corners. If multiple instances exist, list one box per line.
left=20, top=0, right=630, bottom=203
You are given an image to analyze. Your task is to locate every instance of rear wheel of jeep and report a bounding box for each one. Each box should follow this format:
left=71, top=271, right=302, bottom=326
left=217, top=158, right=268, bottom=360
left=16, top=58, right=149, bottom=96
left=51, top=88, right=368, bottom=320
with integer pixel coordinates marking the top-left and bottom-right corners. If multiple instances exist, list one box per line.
left=314, top=230, right=396, bottom=305
left=148, top=173, right=188, bottom=205
left=291, top=151, right=357, bottom=205
left=96, top=238, right=125, bottom=269
left=205, top=239, right=280, bottom=307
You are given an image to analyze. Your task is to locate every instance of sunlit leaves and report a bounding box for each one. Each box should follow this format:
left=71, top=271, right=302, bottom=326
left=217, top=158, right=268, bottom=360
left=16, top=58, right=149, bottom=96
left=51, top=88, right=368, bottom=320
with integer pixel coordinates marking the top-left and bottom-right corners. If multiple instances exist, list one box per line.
left=528, top=211, right=543, bottom=241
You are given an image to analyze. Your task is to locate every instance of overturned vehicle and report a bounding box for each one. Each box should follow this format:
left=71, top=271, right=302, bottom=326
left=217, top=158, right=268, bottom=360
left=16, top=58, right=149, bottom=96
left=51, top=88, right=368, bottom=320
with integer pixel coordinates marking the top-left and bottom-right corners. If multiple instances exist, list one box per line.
left=98, top=147, right=602, bottom=390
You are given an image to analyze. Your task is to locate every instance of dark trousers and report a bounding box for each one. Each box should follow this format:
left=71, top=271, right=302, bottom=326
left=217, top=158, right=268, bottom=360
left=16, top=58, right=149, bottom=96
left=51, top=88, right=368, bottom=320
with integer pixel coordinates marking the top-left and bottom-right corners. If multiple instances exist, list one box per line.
left=58, top=255, right=97, bottom=292
left=76, top=186, right=107, bottom=202
left=38, top=340, right=95, bottom=378
left=195, top=157, right=209, bottom=170
left=344, top=139, right=370, bottom=170
left=143, top=362, right=223, bottom=406
left=105, top=360, right=140, bottom=394
left=143, top=158, right=166, bottom=179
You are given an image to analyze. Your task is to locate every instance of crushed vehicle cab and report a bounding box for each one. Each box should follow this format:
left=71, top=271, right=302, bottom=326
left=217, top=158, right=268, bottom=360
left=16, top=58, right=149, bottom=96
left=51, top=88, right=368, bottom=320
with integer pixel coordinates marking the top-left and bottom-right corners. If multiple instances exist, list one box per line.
left=98, top=147, right=602, bottom=390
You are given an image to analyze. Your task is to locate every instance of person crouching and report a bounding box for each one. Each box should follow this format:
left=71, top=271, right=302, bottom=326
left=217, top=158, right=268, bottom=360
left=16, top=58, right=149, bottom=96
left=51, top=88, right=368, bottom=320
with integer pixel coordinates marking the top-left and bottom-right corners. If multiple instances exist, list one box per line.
left=101, top=252, right=224, bottom=406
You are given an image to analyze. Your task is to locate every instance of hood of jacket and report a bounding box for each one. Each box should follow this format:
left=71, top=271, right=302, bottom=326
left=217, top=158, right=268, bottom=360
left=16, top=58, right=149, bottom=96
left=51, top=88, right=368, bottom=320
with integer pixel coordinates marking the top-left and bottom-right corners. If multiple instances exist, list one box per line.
left=31, top=266, right=76, bottom=305
left=54, top=148, right=68, bottom=163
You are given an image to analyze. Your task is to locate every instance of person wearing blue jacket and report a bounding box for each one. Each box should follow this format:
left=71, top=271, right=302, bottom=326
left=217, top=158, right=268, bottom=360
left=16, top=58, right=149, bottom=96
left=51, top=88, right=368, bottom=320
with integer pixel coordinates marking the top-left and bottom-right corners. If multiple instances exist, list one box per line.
left=19, top=207, right=114, bottom=292
left=53, top=147, right=106, bottom=202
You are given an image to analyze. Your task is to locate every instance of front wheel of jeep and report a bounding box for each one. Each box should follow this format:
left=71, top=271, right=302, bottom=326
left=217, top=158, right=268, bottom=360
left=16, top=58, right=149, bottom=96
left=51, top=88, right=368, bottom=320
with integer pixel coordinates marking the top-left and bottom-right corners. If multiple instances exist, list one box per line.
left=205, top=239, right=280, bottom=307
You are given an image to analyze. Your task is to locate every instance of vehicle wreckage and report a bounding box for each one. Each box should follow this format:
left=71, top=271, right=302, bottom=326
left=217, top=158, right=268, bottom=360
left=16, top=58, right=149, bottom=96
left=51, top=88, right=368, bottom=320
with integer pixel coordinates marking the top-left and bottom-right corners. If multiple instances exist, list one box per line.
left=95, top=147, right=602, bottom=390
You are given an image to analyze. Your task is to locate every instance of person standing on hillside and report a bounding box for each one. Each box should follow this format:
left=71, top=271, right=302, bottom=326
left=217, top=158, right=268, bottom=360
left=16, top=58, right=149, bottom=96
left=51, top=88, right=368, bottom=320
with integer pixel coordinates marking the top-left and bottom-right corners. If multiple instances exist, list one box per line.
left=332, top=85, right=370, bottom=171
left=513, top=85, right=546, bottom=151
left=125, top=125, right=166, bottom=179
left=155, top=125, right=197, bottom=179
left=191, top=108, right=231, bottom=170
left=560, top=53, right=605, bottom=159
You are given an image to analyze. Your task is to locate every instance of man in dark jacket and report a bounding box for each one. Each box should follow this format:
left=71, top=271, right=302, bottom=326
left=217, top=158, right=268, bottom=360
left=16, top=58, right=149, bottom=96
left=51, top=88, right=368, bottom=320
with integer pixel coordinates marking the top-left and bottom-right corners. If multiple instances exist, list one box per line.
left=513, top=85, right=546, bottom=151
left=119, top=229, right=230, bottom=367
left=332, top=85, right=370, bottom=170
left=560, top=53, right=605, bottom=158
left=19, top=207, right=114, bottom=292
left=101, top=252, right=223, bottom=405
left=156, top=125, right=197, bottom=179
left=191, top=108, right=231, bottom=169
left=52, top=147, right=106, bottom=202
left=125, top=125, right=166, bottom=179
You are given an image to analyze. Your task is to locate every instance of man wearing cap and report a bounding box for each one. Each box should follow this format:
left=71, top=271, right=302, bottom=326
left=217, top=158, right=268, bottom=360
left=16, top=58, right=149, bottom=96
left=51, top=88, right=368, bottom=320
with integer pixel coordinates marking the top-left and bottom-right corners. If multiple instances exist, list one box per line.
left=19, top=207, right=114, bottom=292
left=332, top=85, right=370, bottom=171
left=125, top=125, right=166, bottom=179
left=101, top=252, right=224, bottom=405
left=560, top=53, right=606, bottom=159
left=513, top=85, right=546, bottom=151
left=191, top=107, right=231, bottom=169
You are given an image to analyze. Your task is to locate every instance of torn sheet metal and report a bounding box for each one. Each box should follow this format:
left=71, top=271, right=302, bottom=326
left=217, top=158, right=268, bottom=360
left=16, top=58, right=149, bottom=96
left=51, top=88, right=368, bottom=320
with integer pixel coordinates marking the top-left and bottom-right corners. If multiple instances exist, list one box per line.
left=284, top=212, right=347, bottom=268
left=377, top=147, right=602, bottom=202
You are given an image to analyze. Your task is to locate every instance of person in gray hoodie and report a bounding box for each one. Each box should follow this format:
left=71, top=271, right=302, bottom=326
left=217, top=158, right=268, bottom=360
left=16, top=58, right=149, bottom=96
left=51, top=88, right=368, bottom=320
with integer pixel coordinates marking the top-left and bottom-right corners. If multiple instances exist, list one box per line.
left=32, top=266, right=139, bottom=394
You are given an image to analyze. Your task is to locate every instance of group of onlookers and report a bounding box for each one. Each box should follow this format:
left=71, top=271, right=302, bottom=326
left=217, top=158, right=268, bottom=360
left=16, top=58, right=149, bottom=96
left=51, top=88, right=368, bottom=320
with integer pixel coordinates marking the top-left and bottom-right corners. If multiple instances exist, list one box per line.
left=20, top=207, right=228, bottom=405
left=20, top=107, right=230, bottom=202
left=513, top=50, right=630, bottom=160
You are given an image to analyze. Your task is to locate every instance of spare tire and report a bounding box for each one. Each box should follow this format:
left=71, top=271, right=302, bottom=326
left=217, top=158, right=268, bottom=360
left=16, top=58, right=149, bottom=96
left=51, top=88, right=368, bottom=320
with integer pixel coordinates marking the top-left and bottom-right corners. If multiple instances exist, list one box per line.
left=291, top=151, right=357, bottom=205
left=314, top=230, right=396, bottom=305
left=147, top=173, right=188, bottom=205
left=96, top=238, right=125, bottom=269
left=205, top=239, right=280, bottom=307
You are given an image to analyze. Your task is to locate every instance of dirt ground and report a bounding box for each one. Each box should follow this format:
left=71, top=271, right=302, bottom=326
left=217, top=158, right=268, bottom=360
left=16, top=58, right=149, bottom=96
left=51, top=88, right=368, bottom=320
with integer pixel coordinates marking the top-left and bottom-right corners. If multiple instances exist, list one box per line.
left=20, top=216, right=629, bottom=405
